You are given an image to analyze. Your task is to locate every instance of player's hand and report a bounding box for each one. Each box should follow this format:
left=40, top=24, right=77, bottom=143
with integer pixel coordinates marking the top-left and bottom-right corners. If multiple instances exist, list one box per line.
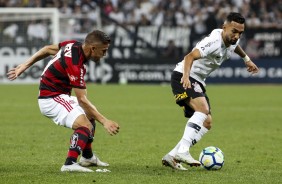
left=181, top=75, right=191, bottom=90
left=103, top=120, right=120, bottom=136
left=245, top=60, right=259, bottom=74
left=7, top=64, right=26, bottom=81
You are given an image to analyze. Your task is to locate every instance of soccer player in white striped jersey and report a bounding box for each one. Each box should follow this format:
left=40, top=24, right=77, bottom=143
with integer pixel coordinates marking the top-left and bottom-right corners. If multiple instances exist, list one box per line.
left=162, top=12, right=259, bottom=170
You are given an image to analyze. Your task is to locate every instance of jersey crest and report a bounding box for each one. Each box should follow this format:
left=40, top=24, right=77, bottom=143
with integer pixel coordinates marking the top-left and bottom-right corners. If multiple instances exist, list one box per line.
left=192, top=82, right=203, bottom=93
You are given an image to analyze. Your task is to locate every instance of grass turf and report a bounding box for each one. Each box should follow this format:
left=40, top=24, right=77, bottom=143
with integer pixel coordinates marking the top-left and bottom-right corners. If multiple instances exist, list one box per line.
left=0, top=84, right=281, bottom=184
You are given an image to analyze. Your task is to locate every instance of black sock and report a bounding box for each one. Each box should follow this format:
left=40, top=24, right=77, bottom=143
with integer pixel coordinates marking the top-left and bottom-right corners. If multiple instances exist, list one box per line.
left=64, top=127, right=90, bottom=165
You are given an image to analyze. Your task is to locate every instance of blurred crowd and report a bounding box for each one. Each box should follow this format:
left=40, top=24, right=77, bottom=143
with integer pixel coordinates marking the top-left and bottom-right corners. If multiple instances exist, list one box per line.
left=1, top=0, right=282, bottom=30
left=1, top=0, right=281, bottom=59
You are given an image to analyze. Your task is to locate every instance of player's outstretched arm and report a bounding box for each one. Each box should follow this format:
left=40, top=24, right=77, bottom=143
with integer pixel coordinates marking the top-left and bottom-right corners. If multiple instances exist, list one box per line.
left=234, top=45, right=259, bottom=74
left=7, top=44, right=59, bottom=80
left=74, top=88, right=120, bottom=136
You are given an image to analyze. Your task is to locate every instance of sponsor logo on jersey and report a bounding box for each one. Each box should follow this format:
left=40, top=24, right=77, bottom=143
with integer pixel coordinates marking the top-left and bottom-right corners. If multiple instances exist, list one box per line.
left=68, top=74, right=78, bottom=82
left=201, top=41, right=216, bottom=51
left=205, top=42, right=213, bottom=48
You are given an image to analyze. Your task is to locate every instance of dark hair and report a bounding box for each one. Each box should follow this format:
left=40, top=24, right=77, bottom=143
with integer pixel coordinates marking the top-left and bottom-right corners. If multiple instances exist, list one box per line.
left=226, top=12, right=245, bottom=24
left=85, top=30, right=111, bottom=44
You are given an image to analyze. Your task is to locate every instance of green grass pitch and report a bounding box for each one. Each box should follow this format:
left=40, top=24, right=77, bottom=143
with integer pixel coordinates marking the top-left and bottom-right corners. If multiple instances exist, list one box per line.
left=0, top=84, right=281, bottom=184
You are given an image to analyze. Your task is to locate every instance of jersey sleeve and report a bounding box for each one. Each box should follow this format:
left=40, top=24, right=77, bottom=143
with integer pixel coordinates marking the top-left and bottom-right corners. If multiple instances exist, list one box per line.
left=63, top=42, right=86, bottom=89
left=65, top=63, right=86, bottom=89
left=194, top=32, right=220, bottom=58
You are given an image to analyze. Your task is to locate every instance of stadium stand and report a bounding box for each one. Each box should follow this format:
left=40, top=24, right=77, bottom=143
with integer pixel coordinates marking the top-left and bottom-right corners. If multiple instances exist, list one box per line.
left=1, top=0, right=281, bottom=32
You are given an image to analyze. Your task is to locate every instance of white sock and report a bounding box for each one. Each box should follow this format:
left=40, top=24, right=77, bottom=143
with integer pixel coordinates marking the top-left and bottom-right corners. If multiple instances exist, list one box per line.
left=168, top=142, right=180, bottom=157
left=177, top=139, right=190, bottom=153
left=177, top=112, right=208, bottom=154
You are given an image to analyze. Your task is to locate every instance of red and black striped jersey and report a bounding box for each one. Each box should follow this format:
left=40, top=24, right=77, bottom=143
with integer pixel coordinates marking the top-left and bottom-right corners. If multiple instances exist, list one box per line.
left=38, top=40, right=87, bottom=98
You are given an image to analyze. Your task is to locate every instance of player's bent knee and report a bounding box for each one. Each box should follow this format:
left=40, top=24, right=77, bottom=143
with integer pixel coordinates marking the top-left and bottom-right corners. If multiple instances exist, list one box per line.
left=196, top=106, right=209, bottom=115
left=203, top=107, right=210, bottom=116
left=72, top=114, right=93, bottom=131
left=203, top=114, right=212, bottom=130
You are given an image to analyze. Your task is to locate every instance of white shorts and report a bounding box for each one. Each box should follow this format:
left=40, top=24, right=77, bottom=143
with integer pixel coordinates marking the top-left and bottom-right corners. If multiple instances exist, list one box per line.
left=38, top=94, right=85, bottom=128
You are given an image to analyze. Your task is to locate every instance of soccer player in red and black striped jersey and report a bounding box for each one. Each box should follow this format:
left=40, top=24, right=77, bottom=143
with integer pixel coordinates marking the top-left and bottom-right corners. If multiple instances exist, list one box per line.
left=7, top=30, right=120, bottom=172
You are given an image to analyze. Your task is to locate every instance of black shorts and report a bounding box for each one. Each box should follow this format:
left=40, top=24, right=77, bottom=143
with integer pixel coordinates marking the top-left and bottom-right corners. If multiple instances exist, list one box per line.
left=171, top=71, right=211, bottom=118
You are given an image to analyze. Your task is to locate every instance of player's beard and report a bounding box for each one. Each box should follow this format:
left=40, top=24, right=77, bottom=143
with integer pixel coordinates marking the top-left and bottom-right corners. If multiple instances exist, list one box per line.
left=227, top=36, right=237, bottom=45
left=92, top=57, right=101, bottom=63
left=230, top=39, right=238, bottom=45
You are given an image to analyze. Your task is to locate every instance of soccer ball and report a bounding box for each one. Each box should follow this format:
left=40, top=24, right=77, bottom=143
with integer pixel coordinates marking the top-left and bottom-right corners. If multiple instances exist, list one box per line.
left=199, top=146, right=224, bottom=170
